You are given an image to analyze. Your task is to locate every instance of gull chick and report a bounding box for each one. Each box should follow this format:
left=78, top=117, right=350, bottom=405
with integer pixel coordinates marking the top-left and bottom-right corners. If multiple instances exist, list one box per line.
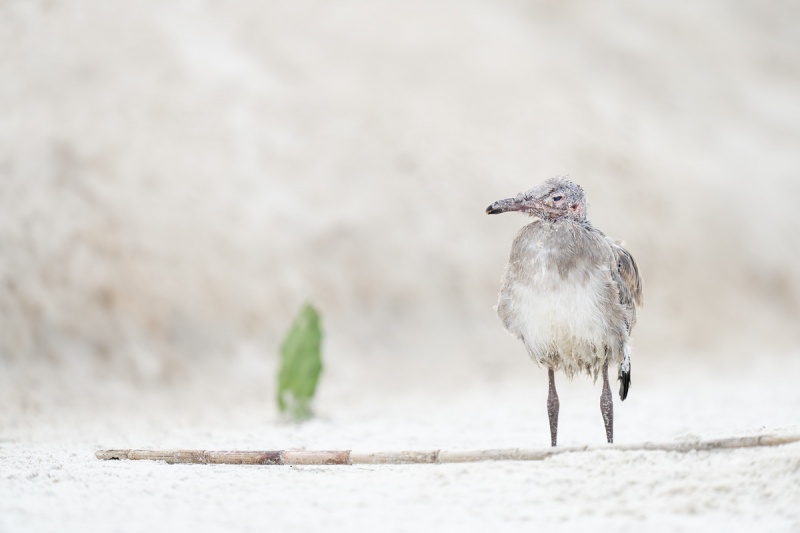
left=487, top=177, right=643, bottom=446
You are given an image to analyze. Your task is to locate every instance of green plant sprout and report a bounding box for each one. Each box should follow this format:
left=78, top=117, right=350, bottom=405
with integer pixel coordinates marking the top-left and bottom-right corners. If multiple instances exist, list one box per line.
left=277, top=303, right=323, bottom=421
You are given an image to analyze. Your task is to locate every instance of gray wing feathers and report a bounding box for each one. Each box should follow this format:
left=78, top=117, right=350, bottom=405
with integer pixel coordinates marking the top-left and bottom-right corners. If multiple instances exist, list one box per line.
left=606, top=237, right=641, bottom=401
left=606, top=237, right=643, bottom=329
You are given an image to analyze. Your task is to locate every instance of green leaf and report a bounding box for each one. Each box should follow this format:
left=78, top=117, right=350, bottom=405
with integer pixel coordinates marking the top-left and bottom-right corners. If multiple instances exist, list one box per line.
left=277, top=304, right=323, bottom=421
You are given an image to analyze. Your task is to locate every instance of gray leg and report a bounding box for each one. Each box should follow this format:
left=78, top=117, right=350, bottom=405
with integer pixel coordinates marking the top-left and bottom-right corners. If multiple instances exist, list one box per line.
left=601, top=362, right=613, bottom=443
left=547, top=368, right=559, bottom=447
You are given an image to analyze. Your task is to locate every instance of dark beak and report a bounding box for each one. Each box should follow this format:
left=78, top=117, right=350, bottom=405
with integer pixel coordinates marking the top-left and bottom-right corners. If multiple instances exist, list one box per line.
left=486, top=197, right=525, bottom=215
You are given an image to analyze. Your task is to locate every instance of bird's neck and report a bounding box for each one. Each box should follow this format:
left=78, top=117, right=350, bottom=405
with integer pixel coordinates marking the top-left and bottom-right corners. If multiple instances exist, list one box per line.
left=537, top=215, right=590, bottom=228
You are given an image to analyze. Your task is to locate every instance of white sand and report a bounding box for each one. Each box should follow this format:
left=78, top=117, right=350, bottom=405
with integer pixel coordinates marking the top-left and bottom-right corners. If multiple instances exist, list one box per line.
left=2, top=354, right=799, bottom=532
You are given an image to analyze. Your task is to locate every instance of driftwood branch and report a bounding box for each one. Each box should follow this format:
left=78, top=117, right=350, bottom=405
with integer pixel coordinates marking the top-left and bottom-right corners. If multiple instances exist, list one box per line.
left=95, top=433, right=800, bottom=466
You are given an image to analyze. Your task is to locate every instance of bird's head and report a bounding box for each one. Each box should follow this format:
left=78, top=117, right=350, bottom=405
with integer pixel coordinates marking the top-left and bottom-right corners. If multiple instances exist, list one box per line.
left=485, top=177, right=587, bottom=222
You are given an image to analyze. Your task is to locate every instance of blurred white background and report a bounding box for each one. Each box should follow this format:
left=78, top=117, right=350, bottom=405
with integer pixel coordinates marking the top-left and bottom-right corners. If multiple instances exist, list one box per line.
left=1, top=0, right=799, bottom=403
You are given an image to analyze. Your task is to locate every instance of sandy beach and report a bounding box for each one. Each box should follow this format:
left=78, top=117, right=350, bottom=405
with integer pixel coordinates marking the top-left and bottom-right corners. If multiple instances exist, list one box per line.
left=2, top=1, right=799, bottom=531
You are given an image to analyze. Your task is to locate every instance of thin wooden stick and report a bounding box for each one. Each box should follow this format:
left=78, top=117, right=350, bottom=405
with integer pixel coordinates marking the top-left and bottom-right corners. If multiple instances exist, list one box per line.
left=95, top=433, right=800, bottom=465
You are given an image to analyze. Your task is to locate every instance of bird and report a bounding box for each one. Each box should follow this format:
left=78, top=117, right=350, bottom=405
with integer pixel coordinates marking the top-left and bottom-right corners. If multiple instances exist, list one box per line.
left=486, top=177, right=643, bottom=446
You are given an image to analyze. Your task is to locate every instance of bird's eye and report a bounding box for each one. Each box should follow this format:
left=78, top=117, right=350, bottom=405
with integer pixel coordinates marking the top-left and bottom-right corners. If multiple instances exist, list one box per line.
left=552, top=195, right=563, bottom=202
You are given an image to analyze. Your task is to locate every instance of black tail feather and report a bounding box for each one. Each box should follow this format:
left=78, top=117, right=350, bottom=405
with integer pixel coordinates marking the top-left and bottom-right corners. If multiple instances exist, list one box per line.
left=618, top=367, right=631, bottom=401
